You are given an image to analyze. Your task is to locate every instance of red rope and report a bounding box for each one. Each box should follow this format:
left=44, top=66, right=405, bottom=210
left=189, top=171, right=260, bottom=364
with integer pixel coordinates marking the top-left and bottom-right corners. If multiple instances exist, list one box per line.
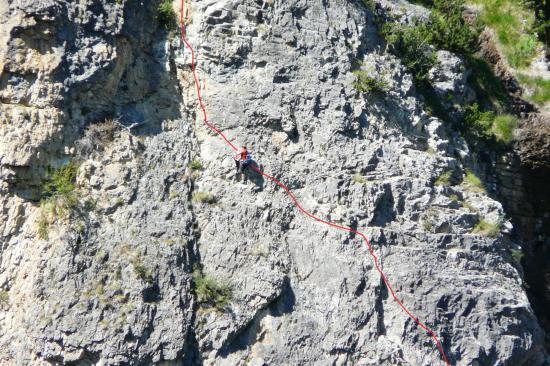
left=178, top=1, right=450, bottom=365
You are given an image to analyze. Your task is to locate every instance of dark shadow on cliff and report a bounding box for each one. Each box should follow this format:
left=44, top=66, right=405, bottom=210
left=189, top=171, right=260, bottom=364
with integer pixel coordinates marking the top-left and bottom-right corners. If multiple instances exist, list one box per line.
left=237, top=161, right=265, bottom=189
left=217, top=276, right=296, bottom=358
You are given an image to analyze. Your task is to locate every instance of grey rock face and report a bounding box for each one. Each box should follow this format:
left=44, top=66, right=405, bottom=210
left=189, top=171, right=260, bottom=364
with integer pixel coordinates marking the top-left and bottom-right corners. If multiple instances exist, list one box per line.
left=429, top=50, right=476, bottom=120
left=0, top=0, right=547, bottom=365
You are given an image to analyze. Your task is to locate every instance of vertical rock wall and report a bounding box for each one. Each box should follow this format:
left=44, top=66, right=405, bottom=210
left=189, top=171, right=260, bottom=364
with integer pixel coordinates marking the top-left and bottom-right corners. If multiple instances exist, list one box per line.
left=0, top=0, right=547, bottom=365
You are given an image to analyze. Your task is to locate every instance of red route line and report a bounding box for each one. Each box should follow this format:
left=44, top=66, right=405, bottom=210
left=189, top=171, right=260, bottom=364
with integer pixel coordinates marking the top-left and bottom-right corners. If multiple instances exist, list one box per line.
left=179, top=1, right=451, bottom=365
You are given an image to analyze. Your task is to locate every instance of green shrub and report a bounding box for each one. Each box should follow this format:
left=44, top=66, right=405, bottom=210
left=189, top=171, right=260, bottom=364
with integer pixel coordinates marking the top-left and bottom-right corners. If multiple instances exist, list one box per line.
left=462, top=103, right=495, bottom=138
left=462, top=103, right=517, bottom=143
left=491, top=114, right=517, bottom=143
left=428, top=0, right=480, bottom=54
left=192, top=191, right=216, bottom=204
left=37, top=162, right=80, bottom=240
left=188, top=159, right=202, bottom=170
left=41, top=161, right=78, bottom=199
left=510, top=248, right=525, bottom=262
left=352, top=69, right=389, bottom=94
left=463, top=169, right=485, bottom=192
left=381, top=0, right=478, bottom=84
left=157, top=0, right=176, bottom=29
left=435, top=170, right=452, bottom=186
left=192, top=268, right=232, bottom=310
left=381, top=21, right=437, bottom=82
left=472, top=219, right=499, bottom=237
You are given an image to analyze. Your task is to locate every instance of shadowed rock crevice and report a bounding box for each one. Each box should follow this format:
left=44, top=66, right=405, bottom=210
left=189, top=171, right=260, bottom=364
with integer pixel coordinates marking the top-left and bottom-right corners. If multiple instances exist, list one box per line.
left=218, top=277, right=295, bottom=358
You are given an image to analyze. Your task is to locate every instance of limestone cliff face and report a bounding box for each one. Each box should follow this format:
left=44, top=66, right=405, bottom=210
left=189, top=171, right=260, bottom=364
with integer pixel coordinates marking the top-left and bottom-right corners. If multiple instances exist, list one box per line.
left=0, top=0, right=547, bottom=365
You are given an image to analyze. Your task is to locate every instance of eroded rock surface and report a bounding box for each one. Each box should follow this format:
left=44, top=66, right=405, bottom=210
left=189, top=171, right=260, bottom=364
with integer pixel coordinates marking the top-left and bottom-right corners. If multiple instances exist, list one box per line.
left=0, top=0, right=547, bottom=365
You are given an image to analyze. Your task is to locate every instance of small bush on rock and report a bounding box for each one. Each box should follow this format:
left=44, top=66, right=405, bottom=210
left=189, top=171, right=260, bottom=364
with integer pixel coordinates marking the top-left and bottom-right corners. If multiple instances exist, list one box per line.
left=435, top=171, right=452, bottom=186
left=510, top=249, right=525, bottom=262
left=157, top=0, right=176, bottom=29
left=192, top=191, right=216, bottom=204
left=130, top=256, right=153, bottom=284
left=189, top=159, right=202, bottom=170
left=37, top=161, right=80, bottom=240
left=41, top=161, right=78, bottom=199
left=352, top=69, right=389, bottom=94
left=192, top=267, right=232, bottom=310
left=381, top=21, right=437, bottom=82
left=461, top=103, right=517, bottom=143
left=472, top=219, right=500, bottom=237
left=491, top=114, right=518, bottom=143
left=463, top=169, right=485, bottom=193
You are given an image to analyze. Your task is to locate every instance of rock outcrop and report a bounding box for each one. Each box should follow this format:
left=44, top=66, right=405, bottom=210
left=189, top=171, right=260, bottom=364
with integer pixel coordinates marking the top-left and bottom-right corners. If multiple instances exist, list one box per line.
left=0, top=0, right=547, bottom=365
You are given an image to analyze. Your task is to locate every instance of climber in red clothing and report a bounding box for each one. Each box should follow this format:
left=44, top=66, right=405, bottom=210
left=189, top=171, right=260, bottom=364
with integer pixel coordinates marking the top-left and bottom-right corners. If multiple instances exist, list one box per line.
left=234, top=145, right=251, bottom=173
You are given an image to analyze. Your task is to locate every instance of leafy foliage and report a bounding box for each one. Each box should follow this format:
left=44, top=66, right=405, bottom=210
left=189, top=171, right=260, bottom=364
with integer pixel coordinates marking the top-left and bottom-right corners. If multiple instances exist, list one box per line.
left=428, top=0, right=480, bottom=54
left=381, top=0, right=478, bottom=83
left=41, top=161, right=78, bottom=199
left=461, top=103, right=517, bottom=143
left=37, top=161, right=80, bottom=240
left=491, top=114, right=517, bottom=143
left=381, top=21, right=437, bottom=82
left=462, top=103, right=495, bottom=138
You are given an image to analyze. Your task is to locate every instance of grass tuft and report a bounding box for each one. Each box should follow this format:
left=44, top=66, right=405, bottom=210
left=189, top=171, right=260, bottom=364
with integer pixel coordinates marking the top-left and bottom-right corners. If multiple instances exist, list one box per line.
left=468, top=0, right=541, bottom=68
left=463, top=169, right=485, bottom=192
left=517, top=73, right=550, bottom=105
left=472, top=218, right=500, bottom=237
left=461, top=103, right=517, bottom=143
left=130, top=256, right=153, bottom=284
left=491, top=114, right=518, bottom=143
left=37, top=161, right=80, bottom=240
left=510, top=248, right=525, bottom=262
left=192, top=191, right=216, bottom=204
left=435, top=170, right=452, bottom=186
left=192, top=267, right=232, bottom=310
left=352, top=69, right=389, bottom=94
left=188, top=159, right=202, bottom=170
